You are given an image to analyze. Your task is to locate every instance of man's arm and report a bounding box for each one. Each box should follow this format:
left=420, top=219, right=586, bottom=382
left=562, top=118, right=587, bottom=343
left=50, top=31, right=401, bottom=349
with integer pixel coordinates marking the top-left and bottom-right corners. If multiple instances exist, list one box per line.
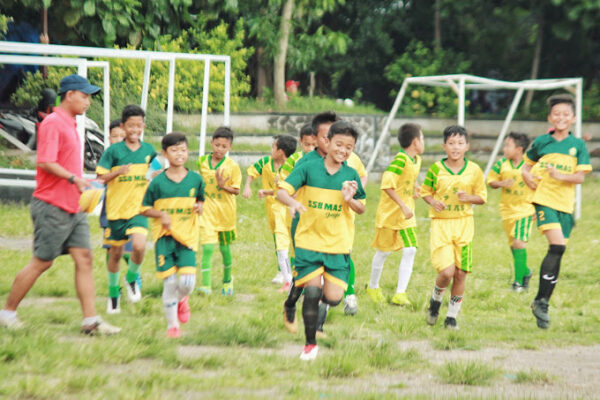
left=38, top=161, right=91, bottom=193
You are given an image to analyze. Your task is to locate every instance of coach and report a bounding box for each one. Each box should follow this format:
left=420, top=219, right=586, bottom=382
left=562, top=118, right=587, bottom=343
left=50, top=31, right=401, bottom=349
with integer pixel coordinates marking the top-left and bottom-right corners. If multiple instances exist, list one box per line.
left=0, top=74, right=120, bottom=335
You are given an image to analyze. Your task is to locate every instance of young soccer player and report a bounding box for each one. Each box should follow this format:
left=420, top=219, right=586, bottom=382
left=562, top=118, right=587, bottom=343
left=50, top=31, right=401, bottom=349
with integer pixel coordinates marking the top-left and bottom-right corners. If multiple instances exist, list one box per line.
left=96, top=105, right=157, bottom=311
left=197, top=127, right=242, bottom=295
left=243, top=135, right=298, bottom=290
left=487, top=132, right=535, bottom=292
left=522, top=94, right=592, bottom=329
left=277, top=120, right=366, bottom=360
left=141, top=132, right=205, bottom=338
left=421, top=125, right=487, bottom=330
left=367, top=123, right=424, bottom=306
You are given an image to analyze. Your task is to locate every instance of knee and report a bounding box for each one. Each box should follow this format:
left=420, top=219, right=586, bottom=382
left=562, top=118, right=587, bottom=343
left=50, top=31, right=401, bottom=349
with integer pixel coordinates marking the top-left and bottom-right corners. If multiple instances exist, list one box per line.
left=303, top=285, right=322, bottom=303
left=321, top=296, right=342, bottom=307
left=178, top=274, right=196, bottom=296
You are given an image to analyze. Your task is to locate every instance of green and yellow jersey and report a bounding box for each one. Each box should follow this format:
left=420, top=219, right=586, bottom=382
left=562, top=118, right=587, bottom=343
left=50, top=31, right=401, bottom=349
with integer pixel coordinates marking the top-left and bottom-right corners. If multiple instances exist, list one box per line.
left=486, top=157, right=535, bottom=220
left=421, top=158, right=487, bottom=219
left=524, top=133, right=591, bottom=214
left=280, top=151, right=306, bottom=181
left=376, top=150, right=422, bottom=229
left=247, top=155, right=278, bottom=196
left=141, top=170, right=205, bottom=251
left=96, top=141, right=157, bottom=220
left=279, top=158, right=366, bottom=254
left=197, top=154, right=242, bottom=231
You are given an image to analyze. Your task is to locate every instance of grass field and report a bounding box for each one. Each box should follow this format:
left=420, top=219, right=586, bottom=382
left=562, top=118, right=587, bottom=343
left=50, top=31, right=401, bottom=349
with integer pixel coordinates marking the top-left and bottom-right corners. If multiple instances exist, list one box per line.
left=1, top=176, right=599, bottom=399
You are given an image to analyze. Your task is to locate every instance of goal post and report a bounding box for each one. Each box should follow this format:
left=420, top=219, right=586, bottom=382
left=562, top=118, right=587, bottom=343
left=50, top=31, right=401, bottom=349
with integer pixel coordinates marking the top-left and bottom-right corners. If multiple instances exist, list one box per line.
left=366, top=74, right=584, bottom=218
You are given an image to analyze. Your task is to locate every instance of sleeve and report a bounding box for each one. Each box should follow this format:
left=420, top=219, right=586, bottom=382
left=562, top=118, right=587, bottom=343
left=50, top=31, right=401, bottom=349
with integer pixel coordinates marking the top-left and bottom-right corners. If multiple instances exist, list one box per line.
left=229, top=162, right=242, bottom=189
left=280, top=162, right=308, bottom=195
left=524, top=137, right=541, bottom=165
left=353, top=170, right=367, bottom=203
left=576, top=141, right=592, bottom=172
left=196, top=176, right=205, bottom=202
left=247, top=156, right=268, bottom=179
left=380, top=171, right=398, bottom=190
left=473, top=165, right=488, bottom=203
left=36, top=121, right=59, bottom=163
left=141, top=179, right=157, bottom=210
left=197, top=155, right=206, bottom=173
left=420, top=164, right=438, bottom=198
left=279, top=155, right=296, bottom=181
left=350, top=153, right=367, bottom=178
left=486, top=160, right=502, bottom=184
left=96, top=145, right=113, bottom=174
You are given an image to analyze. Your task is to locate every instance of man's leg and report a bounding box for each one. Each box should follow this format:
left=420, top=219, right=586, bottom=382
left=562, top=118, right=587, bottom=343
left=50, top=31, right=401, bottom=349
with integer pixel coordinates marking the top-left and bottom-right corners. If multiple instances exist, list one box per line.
left=3, top=257, right=53, bottom=311
left=70, top=247, right=97, bottom=318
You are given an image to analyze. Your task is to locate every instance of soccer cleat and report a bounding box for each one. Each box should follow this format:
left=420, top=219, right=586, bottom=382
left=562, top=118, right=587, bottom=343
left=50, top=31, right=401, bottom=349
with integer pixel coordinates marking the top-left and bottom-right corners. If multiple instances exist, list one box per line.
left=366, top=287, right=386, bottom=304
left=427, top=298, right=442, bottom=326
left=444, top=316, right=459, bottom=330
left=511, top=282, right=524, bottom=293
left=222, top=279, right=234, bottom=296
left=126, top=280, right=142, bottom=303
left=106, top=295, right=121, bottom=314
left=81, top=319, right=121, bottom=336
left=197, top=286, right=212, bottom=295
left=278, top=281, right=291, bottom=293
left=166, top=326, right=181, bottom=338
left=344, top=294, right=358, bottom=315
left=0, top=313, right=24, bottom=329
left=136, top=273, right=143, bottom=291
left=391, top=292, right=412, bottom=306
left=271, top=271, right=285, bottom=285
left=531, top=298, right=550, bottom=329
left=522, top=272, right=532, bottom=290
left=177, top=296, right=190, bottom=324
left=283, top=305, right=298, bottom=334
left=299, top=344, right=319, bottom=361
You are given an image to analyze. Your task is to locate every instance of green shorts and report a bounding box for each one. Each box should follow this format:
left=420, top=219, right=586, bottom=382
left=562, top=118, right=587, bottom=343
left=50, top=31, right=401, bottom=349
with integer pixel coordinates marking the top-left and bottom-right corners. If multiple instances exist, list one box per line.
left=106, top=215, right=148, bottom=245
left=293, top=247, right=350, bottom=290
left=534, top=204, right=574, bottom=239
left=218, top=230, right=236, bottom=246
left=155, top=236, right=197, bottom=279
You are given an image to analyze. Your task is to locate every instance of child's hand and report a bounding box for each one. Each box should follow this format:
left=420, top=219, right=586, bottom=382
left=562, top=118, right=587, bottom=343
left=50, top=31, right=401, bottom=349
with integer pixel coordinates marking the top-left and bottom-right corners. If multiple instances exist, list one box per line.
left=258, top=189, right=268, bottom=198
left=242, top=186, right=252, bottom=199
left=193, top=201, right=204, bottom=215
left=547, top=165, right=560, bottom=180
left=117, top=164, right=131, bottom=175
left=289, top=200, right=307, bottom=218
left=522, top=169, right=540, bottom=190
left=431, top=199, right=446, bottom=212
left=457, top=190, right=469, bottom=202
left=401, top=203, right=414, bottom=219
left=341, top=180, right=358, bottom=202
left=413, top=184, right=421, bottom=199
left=497, top=179, right=514, bottom=188
left=160, top=212, right=171, bottom=230
left=215, top=168, right=228, bottom=189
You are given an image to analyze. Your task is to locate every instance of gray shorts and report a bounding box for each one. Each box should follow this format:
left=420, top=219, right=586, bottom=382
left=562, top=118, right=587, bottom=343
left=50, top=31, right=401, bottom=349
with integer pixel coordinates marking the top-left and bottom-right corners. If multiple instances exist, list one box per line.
left=31, top=197, right=91, bottom=261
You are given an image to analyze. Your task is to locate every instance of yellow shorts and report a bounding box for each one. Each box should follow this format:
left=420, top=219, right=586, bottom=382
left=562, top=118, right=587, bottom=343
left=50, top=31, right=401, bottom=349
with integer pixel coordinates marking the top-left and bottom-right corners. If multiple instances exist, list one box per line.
left=272, top=200, right=292, bottom=251
left=199, top=223, right=236, bottom=245
left=430, top=217, right=474, bottom=273
left=265, top=197, right=276, bottom=233
left=502, top=215, right=533, bottom=246
left=371, top=226, right=418, bottom=252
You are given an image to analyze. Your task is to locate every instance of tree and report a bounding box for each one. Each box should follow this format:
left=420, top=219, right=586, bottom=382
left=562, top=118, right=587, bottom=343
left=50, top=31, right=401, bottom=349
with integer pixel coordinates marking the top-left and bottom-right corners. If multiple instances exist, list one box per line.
left=273, top=0, right=294, bottom=106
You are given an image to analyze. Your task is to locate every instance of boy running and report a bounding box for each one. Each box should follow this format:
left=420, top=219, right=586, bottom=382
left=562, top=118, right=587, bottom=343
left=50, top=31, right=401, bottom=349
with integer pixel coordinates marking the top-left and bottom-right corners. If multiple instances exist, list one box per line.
left=277, top=120, right=366, bottom=360
left=522, top=94, right=592, bottom=329
left=141, top=132, right=204, bottom=338
left=367, top=123, right=424, bottom=306
left=197, top=127, right=242, bottom=295
left=421, top=125, right=487, bottom=330
left=486, top=132, right=535, bottom=292
left=96, top=105, right=157, bottom=310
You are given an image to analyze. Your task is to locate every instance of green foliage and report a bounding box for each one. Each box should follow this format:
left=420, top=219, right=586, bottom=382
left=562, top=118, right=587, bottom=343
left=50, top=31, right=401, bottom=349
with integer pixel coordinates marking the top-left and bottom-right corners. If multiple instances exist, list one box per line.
left=384, top=40, right=472, bottom=117
left=0, top=12, right=10, bottom=37
left=515, top=369, right=553, bottom=384
left=437, top=361, right=501, bottom=385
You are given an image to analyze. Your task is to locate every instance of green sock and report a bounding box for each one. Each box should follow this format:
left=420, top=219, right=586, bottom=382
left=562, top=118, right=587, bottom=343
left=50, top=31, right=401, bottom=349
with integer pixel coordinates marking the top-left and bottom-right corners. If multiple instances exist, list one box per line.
left=202, top=244, right=215, bottom=287
left=345, top=257, right=355, bottom=296
left=126, top=260, right=142, bottom=284
left=220, top=244, right=232, bottom=283
left=108, top=271, right=120, bottom=298
left=512, top=248, right=528, bottom=284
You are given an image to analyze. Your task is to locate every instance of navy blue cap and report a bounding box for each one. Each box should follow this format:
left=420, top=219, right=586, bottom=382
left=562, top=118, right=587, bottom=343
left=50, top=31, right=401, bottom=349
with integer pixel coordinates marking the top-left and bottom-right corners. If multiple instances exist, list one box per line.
left=58, top=74, right=101, bottom=95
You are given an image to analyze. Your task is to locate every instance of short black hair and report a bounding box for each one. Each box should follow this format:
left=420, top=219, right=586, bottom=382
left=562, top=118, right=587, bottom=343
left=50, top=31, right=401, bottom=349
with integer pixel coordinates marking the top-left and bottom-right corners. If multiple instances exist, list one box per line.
left=327, top=120, right=359, bottom=142
left=109, top=119, right=122, bottom=131
left=506, top=132, right=530, bottom=151
left=299, top=123, right=315, bottom=138
left=312, top=111, right=338, bottom=132
left=274, top=135, right=297, bottom=157
left=443, top=125, right=468, bottom=143
left=212, top=126, right=234, bottom=142
left=162, top=132, right=188, bottom=150
left=398, top=123, right=422, bottom=148
left=121, top=104, right=145, bottom=124
left=547, top=94, right=575, bottom=114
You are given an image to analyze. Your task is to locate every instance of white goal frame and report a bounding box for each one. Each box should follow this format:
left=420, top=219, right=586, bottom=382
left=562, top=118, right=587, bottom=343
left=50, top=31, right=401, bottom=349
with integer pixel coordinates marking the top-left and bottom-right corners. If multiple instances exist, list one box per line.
left=366, top=74, right=584, bottom=218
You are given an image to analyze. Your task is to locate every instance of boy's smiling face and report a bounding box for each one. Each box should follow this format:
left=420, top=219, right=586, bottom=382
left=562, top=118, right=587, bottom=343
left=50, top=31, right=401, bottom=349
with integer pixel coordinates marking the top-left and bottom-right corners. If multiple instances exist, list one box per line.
left=121, top=116, right=145, bottom=144
left=327, top=133, right=355, bottom=164
left=443, top=133, right=469, bottom=162
left=163, top=142, right=188, bottom=168
left=548, top=103, right=575, bottom=133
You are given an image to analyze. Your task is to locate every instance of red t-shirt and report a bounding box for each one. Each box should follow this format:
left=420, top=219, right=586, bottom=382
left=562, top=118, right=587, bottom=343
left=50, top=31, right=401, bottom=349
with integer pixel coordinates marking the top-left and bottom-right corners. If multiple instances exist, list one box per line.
left=33, top=107, right=83, bottom=213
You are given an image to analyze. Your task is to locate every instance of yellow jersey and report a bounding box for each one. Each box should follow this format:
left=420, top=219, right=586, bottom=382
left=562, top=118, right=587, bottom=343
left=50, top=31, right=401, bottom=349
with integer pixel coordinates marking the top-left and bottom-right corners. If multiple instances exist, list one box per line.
left=486, top=158, right=535, bottom=220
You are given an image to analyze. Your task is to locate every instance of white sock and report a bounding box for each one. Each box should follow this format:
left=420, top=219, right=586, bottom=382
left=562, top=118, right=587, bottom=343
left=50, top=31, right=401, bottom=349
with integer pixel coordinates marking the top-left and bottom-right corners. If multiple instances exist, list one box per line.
left=177, top=274, right=196, bottom=300
left=0, top=309, right=17, bottom=320
left=277, top=250, right=292, bottom=283
left=396, top=247, right=417, bottom=293
left=81, top=316, right=101, bottom=326
left=163, top=275, right=179, bottom=329
left=369, top=250, right=390, bottom=288
left=432, top=285, right=446, bottom=302
left=446, top=295, right=463, bottom=318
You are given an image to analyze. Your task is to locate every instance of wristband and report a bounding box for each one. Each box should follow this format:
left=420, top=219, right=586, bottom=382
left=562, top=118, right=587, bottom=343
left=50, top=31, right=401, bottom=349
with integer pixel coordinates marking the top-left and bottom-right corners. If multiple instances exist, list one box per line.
left=68, top=175, right=76, bottom=184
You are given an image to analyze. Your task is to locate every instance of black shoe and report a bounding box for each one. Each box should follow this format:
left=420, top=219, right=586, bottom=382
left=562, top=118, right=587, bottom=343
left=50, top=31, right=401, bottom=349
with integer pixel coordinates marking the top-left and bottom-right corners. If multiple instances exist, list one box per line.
left=427, top=298, right=441, bottom=325
left=522, top=272, right=532, bottom=290
left=511, top=282, right=524, bottom=293
left=444, top=316, right=459, bottom=330
left=531, top=298, right=550, bottom=329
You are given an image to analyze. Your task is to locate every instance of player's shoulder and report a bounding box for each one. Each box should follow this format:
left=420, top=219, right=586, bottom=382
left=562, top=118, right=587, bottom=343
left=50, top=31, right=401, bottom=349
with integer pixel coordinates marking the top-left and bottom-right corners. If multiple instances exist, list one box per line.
left=224, top=156, right=240, bottom=169
left=465, top=159, right=483, bottom=173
